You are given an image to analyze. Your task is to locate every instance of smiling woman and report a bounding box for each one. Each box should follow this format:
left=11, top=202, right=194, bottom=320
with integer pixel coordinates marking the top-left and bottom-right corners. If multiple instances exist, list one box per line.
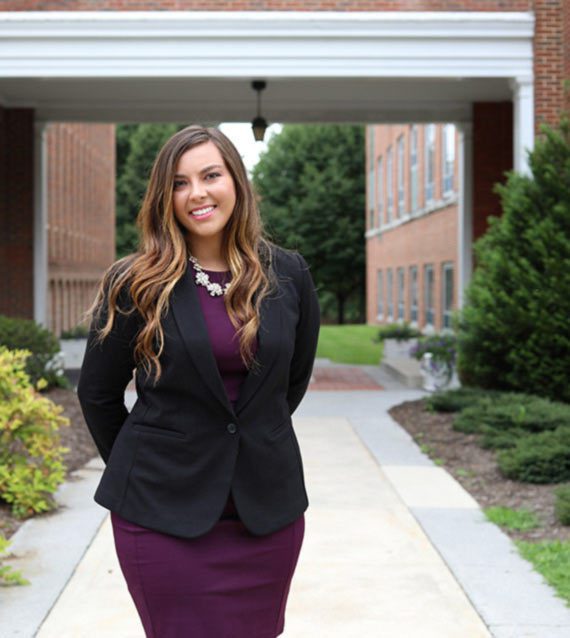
left=77, top=124, right=321, bottom=638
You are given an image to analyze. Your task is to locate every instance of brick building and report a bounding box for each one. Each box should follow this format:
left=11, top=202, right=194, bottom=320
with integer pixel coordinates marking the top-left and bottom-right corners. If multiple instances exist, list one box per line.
left=46, top=123, right=115, bottom=337
left=0, top=3, right=568, bottom=332
left=366, top=123, right=460, bottom=332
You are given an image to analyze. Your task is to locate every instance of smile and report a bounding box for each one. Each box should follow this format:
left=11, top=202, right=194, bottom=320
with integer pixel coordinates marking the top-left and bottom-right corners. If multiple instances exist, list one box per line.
left=191, top=205, right=216, bottom=219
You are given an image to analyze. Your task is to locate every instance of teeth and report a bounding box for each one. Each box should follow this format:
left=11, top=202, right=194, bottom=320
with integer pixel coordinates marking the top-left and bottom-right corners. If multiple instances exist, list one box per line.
left=192, top=206, right=215, bottom=216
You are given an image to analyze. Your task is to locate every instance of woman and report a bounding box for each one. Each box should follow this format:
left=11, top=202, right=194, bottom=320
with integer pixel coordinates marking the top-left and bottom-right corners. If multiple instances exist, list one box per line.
left=77, top=124, right=320, bottom=638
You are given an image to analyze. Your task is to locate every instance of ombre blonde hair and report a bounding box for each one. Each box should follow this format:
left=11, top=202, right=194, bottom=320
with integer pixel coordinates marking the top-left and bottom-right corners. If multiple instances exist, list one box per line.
left=83, top=124, right=279, bottom=385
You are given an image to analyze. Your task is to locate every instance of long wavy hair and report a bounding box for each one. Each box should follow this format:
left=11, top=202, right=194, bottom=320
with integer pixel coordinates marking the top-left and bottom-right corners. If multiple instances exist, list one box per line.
left=83, top=125, right=278, bottom=385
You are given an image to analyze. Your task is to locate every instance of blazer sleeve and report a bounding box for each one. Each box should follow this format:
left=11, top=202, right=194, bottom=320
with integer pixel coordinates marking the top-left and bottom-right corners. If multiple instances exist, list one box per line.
left=77, top=283, right=141, bottom=465
left=286, top=252, right=321, bottom=416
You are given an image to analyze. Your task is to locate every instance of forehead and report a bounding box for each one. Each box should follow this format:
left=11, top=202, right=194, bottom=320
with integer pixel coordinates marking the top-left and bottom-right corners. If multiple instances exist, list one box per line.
left=175, top=141, right=225, bottom=173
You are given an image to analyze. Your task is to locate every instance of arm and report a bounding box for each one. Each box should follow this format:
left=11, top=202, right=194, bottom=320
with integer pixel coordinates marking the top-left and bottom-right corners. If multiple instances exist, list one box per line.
left=77, top=284, right=140, bottom=465
left=287, top=252, right=321, bottom=416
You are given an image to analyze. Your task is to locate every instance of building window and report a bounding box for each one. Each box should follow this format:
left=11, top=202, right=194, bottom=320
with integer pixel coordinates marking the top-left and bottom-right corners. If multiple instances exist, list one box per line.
left=442, top=262, right=454, bottom=329
left=377, top=270, right=383, bottom=318
left=377, top=155, right=384, bottom=227
left=397, top=135, right=405, bottom=217
left=424, top=124, right=435, bottom=204
left=387, top=268, right=394, bottom=319
left=410, top=125, right=418, bottom=213
left=442, top=124, right=455, bottom=195
left=424, top=264, right=435, bottom=326
left=409, top=265, right=418, bottom=323
left=368, top=128, right=376, bottom=228
left=386, top=146, right=393, bottom=222
left=397, top=267, right=405, bottom=320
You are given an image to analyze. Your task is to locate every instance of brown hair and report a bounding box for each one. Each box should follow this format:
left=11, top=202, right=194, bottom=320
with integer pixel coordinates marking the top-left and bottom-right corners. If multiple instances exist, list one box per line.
left=83, top=124, right=278, bottom=385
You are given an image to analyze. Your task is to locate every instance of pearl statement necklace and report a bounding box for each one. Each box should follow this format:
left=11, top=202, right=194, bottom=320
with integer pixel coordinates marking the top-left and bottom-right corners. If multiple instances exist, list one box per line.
left=188, top=254, right=231, bottom=297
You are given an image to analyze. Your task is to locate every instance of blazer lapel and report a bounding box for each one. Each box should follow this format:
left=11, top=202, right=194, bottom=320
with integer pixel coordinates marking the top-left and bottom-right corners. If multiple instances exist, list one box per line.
left=170, top=264, right=282, bottom=417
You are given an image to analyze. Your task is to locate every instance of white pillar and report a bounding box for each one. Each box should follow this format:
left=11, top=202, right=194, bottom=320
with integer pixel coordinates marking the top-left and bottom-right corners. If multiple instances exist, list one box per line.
left=33, top=120, right=48, bottom=327
left=510, top=76, right=535, bottom=176
left=457, top=121, right=473, bottom=309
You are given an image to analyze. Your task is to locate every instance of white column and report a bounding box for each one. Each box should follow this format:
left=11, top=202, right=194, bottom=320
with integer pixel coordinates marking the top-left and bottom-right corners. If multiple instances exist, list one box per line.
left=33, top=120, right=48, bottom=327
left=457, top=121, right=473, bottom=310
left=510, top=76, right=535, bottom=176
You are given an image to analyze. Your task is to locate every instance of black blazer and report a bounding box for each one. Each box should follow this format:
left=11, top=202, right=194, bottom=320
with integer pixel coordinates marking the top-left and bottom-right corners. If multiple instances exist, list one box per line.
left=77, top=246, right=320, bottom=538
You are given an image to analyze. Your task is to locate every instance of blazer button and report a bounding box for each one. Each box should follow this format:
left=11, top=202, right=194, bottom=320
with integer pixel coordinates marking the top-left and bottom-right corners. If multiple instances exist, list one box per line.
left=227, top=422, right=238, bottom=434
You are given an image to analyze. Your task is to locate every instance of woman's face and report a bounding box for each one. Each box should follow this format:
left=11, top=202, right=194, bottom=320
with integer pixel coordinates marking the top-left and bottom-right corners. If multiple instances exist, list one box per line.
left=172, top=140, right=237, bottom=249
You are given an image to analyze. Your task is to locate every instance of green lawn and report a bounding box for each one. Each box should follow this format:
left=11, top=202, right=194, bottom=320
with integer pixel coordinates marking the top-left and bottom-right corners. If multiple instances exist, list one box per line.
left=316, top=324, right=383, bottom=365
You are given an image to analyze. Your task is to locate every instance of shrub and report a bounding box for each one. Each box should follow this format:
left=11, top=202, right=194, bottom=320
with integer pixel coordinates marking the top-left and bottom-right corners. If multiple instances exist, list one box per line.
left=554, top=485, right=570, bottom=525
left=426, top=387, right=501, bottom=413
left=497, top=427, right=570, bottom=483
left=453, top=393, right=570, bottom=435
left=455, top=117, right=570, bottom=402
left=0, top=534, right=29, bottom=586
left=60, top=324, right=89, bottom=339
left=373, top=322, right=422, bottom=342
left=0, top=346, right=70, bottom=518
left=0, top=315, right=68, bottom=390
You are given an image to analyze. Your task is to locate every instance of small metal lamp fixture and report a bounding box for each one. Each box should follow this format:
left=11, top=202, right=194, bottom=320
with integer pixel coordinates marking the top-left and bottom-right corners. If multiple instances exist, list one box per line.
left=251, top=80, right=268, bottom=142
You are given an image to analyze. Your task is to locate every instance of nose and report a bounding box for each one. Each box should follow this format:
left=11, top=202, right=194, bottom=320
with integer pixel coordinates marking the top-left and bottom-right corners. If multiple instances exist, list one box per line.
left=188, top=180, right=207, bottom=200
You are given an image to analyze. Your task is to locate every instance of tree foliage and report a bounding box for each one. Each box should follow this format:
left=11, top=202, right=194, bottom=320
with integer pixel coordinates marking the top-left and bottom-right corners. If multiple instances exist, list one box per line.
left=251, top=124, right=365, bottom=323
left=116, top=123, right=187, bottom=258
left=457, top=116, right=570, bottom=402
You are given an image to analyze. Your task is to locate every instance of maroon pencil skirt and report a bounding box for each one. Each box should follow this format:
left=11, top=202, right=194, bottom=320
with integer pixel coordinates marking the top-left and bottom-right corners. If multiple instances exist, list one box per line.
left=110, top=493, right=305, bottom=638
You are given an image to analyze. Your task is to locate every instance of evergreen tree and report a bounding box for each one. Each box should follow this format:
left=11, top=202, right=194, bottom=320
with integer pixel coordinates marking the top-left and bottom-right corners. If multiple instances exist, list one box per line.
left=457, top=117, right=570, bottom=402
left=252, top=124, right=365, bottom=323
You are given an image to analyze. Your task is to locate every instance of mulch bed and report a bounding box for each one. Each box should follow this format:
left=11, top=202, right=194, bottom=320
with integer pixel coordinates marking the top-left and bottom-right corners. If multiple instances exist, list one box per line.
left=0, top=387, right=99, bottom=542
left=389, top=398, right=570, bottom=544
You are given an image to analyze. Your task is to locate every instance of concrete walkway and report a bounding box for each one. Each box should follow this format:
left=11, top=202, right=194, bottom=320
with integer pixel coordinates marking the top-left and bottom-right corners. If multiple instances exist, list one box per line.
left=3, top=363, right=570, bottom=637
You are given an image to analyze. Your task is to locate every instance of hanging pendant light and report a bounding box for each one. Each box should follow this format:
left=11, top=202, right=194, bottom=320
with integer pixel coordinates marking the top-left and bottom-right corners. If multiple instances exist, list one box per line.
left=251, top=80, right=268, bottom=142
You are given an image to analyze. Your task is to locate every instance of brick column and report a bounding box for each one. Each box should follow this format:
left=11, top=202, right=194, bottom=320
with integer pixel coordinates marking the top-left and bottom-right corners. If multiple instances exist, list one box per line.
left=0, top=107, right=35, bottom=319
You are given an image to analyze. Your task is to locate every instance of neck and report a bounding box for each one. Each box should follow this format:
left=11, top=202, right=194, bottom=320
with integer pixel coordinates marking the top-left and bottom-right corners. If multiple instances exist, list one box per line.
left=187, top=236, right=227, bottom=271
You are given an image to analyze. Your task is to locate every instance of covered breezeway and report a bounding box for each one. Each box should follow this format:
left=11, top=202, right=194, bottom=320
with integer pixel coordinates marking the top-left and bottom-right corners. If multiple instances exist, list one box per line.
left=0, top=10, right=535, bottom=325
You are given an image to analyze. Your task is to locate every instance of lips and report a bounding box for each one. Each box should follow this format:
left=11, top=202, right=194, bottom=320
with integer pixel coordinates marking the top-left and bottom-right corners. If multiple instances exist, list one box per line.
left=190, top=205, right=217, bottom=218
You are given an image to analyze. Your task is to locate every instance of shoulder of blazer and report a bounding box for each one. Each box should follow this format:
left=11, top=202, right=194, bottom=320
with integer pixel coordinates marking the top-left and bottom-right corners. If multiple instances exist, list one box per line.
left=268, top=244, right=309, bottom=288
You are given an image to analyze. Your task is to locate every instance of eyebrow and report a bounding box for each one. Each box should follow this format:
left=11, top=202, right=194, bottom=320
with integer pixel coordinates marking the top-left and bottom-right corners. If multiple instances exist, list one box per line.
left=174, top=164, right=224, bottom=178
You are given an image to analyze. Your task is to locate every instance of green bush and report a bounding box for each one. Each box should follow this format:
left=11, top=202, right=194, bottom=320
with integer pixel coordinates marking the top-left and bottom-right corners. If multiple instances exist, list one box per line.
left=554, top=485, right=570, bottom=525
left=453, top=393, right=570, bottom=435
left=60, top=324, right=89, bottom=339
left=0, top=346, right=70, bottom=518
left=373, top=322, right=422, bottom=342
left=0, top=315, right=68, bottom=390
left=426, top=387, right=501, bottom=413
left=497, top=427, right=570, bottom=483
left=0, top=533, right=29, bottom=586
left=478, top=426, right=529, bottom=450
left=455, top=117, right=570, bottom=402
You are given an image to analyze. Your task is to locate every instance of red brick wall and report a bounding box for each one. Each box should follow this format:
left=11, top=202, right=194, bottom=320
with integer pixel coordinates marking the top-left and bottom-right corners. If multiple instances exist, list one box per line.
left=0, top=107, right=35, bottom=319
left=0, top=1, right=532, bottom=10
left=534, top=0, right=567, bottom=133
left=47, top=123, right=116, bottom=337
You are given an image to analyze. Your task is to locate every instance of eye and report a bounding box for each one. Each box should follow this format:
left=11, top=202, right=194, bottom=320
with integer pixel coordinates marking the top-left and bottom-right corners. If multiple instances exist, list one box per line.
left=173, top=180, right=185, bottom=189
left=206, top=172, right=221, bottom=180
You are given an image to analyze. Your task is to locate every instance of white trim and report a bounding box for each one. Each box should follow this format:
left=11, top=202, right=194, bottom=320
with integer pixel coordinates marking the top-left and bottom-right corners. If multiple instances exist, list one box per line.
left=0, top=11, right=534, bottom=78
left=510, top=76, right=535, bottom=175
left=33, top=120, right=48, bottom=327
left=457, top=122, right=473, bottom=309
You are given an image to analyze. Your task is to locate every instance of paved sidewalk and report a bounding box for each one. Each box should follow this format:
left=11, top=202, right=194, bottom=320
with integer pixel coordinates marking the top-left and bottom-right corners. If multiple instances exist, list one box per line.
left=3, top=363, right=570, bottom=637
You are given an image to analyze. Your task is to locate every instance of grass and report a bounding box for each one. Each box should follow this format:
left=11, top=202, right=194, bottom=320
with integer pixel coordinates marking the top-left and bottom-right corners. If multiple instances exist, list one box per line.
left=484, top=506, right=541, bottom=532
left=316, top=324, right=383, bottom=365
left=516, top=540, right=570, bottom=607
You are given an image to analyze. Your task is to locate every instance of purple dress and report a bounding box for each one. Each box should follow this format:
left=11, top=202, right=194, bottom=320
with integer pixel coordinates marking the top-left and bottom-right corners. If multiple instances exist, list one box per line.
left=110, top=268, right=305, bottom=638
